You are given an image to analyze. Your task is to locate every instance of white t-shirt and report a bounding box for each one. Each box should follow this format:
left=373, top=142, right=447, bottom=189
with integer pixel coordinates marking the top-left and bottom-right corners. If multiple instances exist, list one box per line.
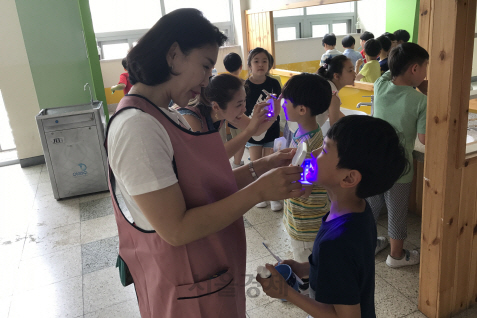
left=107, top=108, right=191, bottom=230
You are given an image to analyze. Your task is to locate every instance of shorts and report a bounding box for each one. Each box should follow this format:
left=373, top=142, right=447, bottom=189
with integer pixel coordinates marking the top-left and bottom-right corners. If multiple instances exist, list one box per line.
left=246, top=141, right=274, bottom=148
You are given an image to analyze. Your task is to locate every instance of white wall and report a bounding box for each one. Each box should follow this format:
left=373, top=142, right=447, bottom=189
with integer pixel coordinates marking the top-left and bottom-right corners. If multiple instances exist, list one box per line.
left=357, top=0, right=386, bottom=36
left=0, top=0, right=42, bottom=160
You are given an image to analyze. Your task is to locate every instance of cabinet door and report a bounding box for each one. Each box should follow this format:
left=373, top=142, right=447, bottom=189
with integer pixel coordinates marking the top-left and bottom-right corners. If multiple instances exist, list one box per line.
left=45, top=126, right=108, bottom=198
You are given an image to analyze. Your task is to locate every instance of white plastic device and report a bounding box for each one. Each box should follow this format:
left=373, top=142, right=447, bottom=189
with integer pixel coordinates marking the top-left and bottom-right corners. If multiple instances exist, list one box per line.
left=257, top=265, right=271, bottom=279
left=292, top=141, right=308, bottom=167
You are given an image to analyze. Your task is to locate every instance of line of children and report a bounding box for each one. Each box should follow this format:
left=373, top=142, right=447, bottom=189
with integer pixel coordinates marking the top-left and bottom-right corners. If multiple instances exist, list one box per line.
left=394, top=29, right=411, bottom=44
left=356, top=38, right=381, bottom=83
left=359, top=31, right=374, bottom=64
left=341, top=35, right=362, bottom=67
left=376, top=35, right=392, bottom=74
left=320, top=33, right=342, bottom=66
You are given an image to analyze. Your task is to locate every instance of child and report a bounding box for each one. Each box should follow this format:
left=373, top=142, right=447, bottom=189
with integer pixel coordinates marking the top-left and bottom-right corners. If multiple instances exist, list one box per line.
left=257, top=115, right=409, bottom=318
left=245, top=47, right=282, bottom=211
left=224, top=52, right=246, bottom=168
left=376, top=34, right=392, bottom=74
left=111, top=58, right=132, bottom=95
left=383, top=31, right=398, bottom=49
left=341, top=35, right=362, bottom=67
left=359, top=31, right=374, bottom=63
left=320, top=33, right=342, bottom=66
left=368, top=42, right=429, bottom=268
left=356, top=39, right=381, bottom=83
left=394, top=29, right=411, bottom=44
left=280, top=73, right=332, bottom=265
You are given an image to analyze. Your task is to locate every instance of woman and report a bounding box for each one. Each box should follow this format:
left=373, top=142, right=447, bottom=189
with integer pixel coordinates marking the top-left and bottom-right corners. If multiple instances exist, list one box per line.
left=178, top=73, right=279, bottom=159
left=105, top=9, right=304, bottom=318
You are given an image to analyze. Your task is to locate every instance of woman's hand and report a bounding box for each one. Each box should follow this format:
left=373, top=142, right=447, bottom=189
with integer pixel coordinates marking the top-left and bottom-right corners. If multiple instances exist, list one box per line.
left=256, top=264, right=293, bottom=300
left=265, top=148, right=297, bottom=169
left=253, top=165, right=304, bottom=202
left=245, top=102, right=268, bottom=135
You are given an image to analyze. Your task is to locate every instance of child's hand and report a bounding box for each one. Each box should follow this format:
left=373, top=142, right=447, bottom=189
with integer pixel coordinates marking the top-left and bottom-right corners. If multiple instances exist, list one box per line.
left=256, top=264, right=293, bottom=300
left=280, top=259, right=310, bottom=279
left=111, top=86, right=116, bottom=94
left=356, top=59, right=363, bottom=67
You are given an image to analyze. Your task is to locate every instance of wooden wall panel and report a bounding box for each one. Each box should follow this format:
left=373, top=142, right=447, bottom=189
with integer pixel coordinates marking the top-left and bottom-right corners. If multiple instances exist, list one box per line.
left=245, top=11, right=275, bottom=60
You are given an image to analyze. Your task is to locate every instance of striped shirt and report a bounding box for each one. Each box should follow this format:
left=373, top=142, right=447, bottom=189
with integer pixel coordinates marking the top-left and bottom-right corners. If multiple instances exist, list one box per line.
left=283, top=127, right=331, bottom=242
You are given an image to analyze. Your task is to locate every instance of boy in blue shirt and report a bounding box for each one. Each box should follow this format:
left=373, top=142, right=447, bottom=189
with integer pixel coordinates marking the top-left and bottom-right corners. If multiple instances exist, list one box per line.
left=342, top=35, right=363, bottom=67
left=257, top=115, right=409, bottom=318
left=376, top=35, right=392, bottom=74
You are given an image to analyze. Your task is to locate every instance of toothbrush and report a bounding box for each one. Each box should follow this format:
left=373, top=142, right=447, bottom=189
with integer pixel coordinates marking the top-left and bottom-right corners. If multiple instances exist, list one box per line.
left=262, top=241, right=304, bottom=285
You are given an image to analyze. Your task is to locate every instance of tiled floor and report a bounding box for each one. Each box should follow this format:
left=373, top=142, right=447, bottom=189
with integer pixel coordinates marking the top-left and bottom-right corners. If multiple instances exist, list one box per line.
left=1, top=162, right=477, bottom=318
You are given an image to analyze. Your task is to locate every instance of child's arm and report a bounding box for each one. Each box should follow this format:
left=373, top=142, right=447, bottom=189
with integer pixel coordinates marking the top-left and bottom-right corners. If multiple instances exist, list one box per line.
left=111, top=83, right=126, bottom=93
left=355, top=59, right=364, bottom=81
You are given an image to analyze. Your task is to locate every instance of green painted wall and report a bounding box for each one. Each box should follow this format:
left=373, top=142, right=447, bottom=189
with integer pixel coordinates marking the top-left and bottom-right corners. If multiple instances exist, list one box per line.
left=15, top=0, right=94, bottom=109
left=386, top=0, right=420, bottom=43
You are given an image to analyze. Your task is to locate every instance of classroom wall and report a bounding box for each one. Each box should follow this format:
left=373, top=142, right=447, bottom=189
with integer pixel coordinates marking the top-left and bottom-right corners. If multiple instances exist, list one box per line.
left=386, top=0, right=420, bottom=43
left=0, top=0, right=43, bottom=160
left=357, top=0, right=386, bottom=36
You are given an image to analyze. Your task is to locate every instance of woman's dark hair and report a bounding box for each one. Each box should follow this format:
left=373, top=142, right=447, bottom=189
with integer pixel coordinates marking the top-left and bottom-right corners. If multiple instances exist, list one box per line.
left=127, top=9, right=227, bottom=86
left=282, top=73, right=331, bottom=116
left=383, top=32, right=396, bottom=42
left=317, top=55, right=350, bottom=81
left=360, top=31, right=374, bottom=42
left=326, top=115, right=409, bottom=199
left=341, top=35, right=356, bottom=48
left=196, top=73, right=244, bottom=117
left=376, top=35, right=392, bottom=52
left=223, top=52, right=242, bottom=73
left=121, top=57, right=128, bottom=70
left=247, top=47, right=274, bottom=75
left=388, top=42, right=429, bottom=77
left=322, top=33, right=337, bottom=46
left=364, top=39, right=381, bottom=57
left=394, top=29, right=410, bottom=43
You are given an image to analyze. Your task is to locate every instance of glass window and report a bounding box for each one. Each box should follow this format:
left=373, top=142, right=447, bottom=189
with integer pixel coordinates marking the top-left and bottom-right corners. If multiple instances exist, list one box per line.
left=332, top=23, right=348, bottom=35
left=273, top=8, right=304, bottom=18
left=277, top=27, right=297, bottom=41
left=164, top=0, right=231, bottom=23
left=312, top=24, right=330, bottom=38
left=90, top=0, right=161, bottom=33
left=306, top=3, right=354, bottom=15
left=102, top=43, right=130, bottom=60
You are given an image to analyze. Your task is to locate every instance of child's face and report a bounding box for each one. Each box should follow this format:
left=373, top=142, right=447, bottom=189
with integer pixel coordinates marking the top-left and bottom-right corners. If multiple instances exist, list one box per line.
left=335, top=59, right=356, bottom=86
left=411, top=60, right=429, bottom=86
left=250, top=52, right=269, bottom=76
left=360, top=39, right=366, bottom=49
left=280, top=98, right=303, bottom=122
left=315, top=137, right=341, bottom=187
left=217, top=87, right=247, bottom=125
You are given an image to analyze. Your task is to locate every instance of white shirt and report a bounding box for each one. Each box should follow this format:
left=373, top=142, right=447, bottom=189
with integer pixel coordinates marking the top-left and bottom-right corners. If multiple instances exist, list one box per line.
left=320, top=49, right=343, bottom=66
left=108, top=108, right=191, bottom=230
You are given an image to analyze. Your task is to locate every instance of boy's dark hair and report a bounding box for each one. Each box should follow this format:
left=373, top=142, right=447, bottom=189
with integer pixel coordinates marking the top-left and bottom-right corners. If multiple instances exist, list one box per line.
left=376, top=35, right=392, bottom=52
left=360, top=31, right=374, bottom=42
left=127, top=9, right=227, bottom=85
left=394, top=29, right=410, bottom=42
left=121, top=57, right=128, bottom=70
left=364, top=39, right=381, bottom=57
left=223, top=52, right=242, bottom=73
left=327, top=115, right=409, bottom=198
left=317, top=55, right=350, bottom=81
left=383, top=32, right=396, bottom=42
left=388, top=42, right=429, bottom=77
left=341, top=35, right=355, bottom=48
left=281, top=73, right=331, bottom=117
left=247, top=47, right=274, bottom=74
left=322, top=33, right=337, bottom=47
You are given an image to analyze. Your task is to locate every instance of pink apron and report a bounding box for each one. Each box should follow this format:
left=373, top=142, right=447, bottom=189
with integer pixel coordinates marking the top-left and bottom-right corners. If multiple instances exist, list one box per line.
left=106, top=95, right=246, bottom=317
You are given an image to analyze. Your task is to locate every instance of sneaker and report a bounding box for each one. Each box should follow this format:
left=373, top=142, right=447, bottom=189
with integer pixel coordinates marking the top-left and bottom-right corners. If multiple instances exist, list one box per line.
left=231, top=161, right=244, bottom=169
left=375, top=236, right=389, bottom=255
left=255, top=201, right=267, bottom=208
left=386, top=249, right=420, bottom=268
left=270, top=200, right=283, bottom=212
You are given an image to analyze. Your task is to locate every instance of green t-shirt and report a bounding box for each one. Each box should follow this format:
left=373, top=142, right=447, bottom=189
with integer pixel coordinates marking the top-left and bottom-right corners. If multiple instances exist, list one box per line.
left=359, top=60, right=381, bottom=83
left=373, top=71, right=427, bottom=183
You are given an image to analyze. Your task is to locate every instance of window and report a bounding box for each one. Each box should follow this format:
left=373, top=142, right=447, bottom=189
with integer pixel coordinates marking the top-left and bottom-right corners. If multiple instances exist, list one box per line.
left=92, top=0, right=235, bottom=60
left=274, top=2, right=357, bottom=41
left=277, top=27, right=299, bottom=41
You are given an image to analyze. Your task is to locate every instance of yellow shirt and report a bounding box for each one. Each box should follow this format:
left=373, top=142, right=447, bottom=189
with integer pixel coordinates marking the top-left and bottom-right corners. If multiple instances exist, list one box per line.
left=359, top=60, right=381, bottom=83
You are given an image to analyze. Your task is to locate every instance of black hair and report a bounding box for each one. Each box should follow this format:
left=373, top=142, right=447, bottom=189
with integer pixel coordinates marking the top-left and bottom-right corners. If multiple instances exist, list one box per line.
left=326, top=115, right=409, bottom=198
left=341, top=35, right=356, bottom=48
left=364, top=39, right=381, bottom=57
left=127, top=8, right=227, bottom=86
left=317, top=55, right=350, bottom=81
left=121, top=57, right=127, bottom=70
left=196, top=73, right=244, bottom=117
left=394, top=29, right=411, bottom=42
left=376, top=35, right=392, bottom=52
left=383, top=32, right=396, bottom=42
left=281, top=73, right=332, bottom=117
left=322, top=33, right=337, bottom=46
left=388, top=42, right=429, bottom=77
left=360, top=31, right=374, bottom=42
left=247, top=47, right=274, bottom=75
left=223, top=52, right=242, bottom=73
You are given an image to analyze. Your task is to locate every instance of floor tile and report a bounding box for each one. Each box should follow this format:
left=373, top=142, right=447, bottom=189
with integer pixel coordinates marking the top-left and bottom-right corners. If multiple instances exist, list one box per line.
left=375, top=261, right=420, bottom=304
left=29, top=205, right=80, bottom=230
left=253, top=218, right=292, bottom=256
left=82, top=236, right=119, bottom=275
left=375, top=292, right=417, bottom=318
left=0, top=239, right=24, bottom=298
left=453, top=305, right=477, bottom=318
left=406, top=222, right=422, bottom=248
left=80, top=197, right=114, bottom=222
left=247, top=299, right=306, bottom=317
left=375, top=275, right=400, bottom=304
left=244, top=205, right=283, bottom=226
left=78, top=191, right=111, bottom=203
left=81, top=214, right=118, bottom=244
left=245, top=227, right=268, bottom=263
left=35, top=182, right=55, bottom=198
left=15, top=245, right=82, bottom=292
left=244, top=217, right=252, bottom=228
left=9, top=276, right=83, bottom=318
left=22, top=222, right=80, bottom=259
left=83, top=266, right=137, bottom=314
left=83, top=299, right=140, bottom=318
left=0, top=297, right=11, bottom=318
left=33, top=195, right=79, bottom=211
left=404, top=311, right=427, bottom=317
left=38, top=170, right=52, bottom=184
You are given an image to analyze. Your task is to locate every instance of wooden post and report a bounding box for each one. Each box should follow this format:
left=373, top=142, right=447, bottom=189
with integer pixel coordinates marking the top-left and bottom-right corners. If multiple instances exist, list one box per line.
left=245, top=11, right=275, bottom=59
left=419, top=0, right=477, bottom=317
